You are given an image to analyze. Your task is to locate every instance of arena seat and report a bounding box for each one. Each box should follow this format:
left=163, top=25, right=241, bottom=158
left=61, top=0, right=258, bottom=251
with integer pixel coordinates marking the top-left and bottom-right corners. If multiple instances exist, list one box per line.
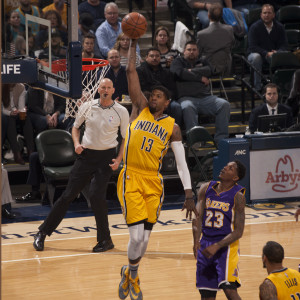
left=35, top=129, right=76, bottom=206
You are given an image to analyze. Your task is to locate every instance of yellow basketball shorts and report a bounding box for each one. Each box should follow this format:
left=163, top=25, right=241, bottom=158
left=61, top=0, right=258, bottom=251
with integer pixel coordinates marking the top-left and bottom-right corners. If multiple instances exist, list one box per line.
left=117, top=168, right=164, bottom=225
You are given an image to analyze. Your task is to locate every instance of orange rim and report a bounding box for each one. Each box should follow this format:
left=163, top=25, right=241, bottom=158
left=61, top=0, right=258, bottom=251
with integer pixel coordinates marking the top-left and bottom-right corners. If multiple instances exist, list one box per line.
left=51, top=58, right=109, bottom=73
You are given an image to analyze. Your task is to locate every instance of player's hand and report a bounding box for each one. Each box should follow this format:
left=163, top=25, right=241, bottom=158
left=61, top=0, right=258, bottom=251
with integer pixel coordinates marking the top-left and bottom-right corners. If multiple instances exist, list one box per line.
left=75, top=144, right=85, bottom=155
left=295, top=208, right=300, bottom=222
left=201, top=243, right=220, bottom=259
left=193, top=241, right=200, bottom=259
left=109, top=158, right=121, bottom=171
left=182, top=198, right=199, bottom=220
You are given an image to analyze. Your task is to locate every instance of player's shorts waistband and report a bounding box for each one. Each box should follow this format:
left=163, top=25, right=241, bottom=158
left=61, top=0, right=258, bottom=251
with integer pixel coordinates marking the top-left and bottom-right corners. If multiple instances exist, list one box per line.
left=124, top=166, right=161, bottom=177
left=201, top=234, right=227, bottom=242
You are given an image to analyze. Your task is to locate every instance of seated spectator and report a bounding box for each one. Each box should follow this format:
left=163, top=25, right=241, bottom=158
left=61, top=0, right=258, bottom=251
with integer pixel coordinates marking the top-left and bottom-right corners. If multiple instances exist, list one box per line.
left=154, top=26, right=179, bottom=69
left=27, top=87, right=70, bottom=134
left=78, top=0, right=106, bottom=31
left=113, top=33, right=141, bottom=67
left=170, top=41, right=230, bottom=144
left=6, top=10, right=25, bottom=42
left=2, top=83, right=35, bottom=165
left=35, top=9, right=67, bottom=49
left=15, top=0, right=41, bottom=36
left=191, top=0, right=232, bottom=29
left=2, top=165, right=16, bottom=220
left=78, top=13, right=103, bottom=58
left=82, top=33, right=102, bottom=59
left=105, top=49, right=128, bottom=101
left=38, top=29, right=67, bottom=60
left=42, top=0, right=67, bottom=30
left=248, top=83, right=293, bottom=133
left=95, top=2, right=140, bottom=58
left=232, top=0, right=261, bottom=17
left=247, top=4, right=288, bottom=92
left=137, top=47, right=182, bottom=126
left=196, top=4, right=235, bottom=76
left=15, top=152, right=43, bottom=203
left=14, top=35, right=26, bottom=55
left=286, top=69, right=300, bottom=119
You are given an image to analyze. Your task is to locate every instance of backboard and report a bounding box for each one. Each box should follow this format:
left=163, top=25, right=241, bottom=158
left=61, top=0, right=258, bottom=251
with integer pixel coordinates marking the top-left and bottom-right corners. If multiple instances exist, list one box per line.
left=2, top=0, right=82, bottom=99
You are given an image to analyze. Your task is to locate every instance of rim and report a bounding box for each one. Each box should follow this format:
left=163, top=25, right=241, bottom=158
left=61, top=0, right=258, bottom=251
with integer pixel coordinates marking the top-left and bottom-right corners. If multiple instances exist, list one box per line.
left=51, top=58, right=109, bottom=72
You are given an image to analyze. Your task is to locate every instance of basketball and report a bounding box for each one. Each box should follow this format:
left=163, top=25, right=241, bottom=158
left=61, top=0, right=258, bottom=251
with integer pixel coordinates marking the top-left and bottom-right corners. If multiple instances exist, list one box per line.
left=121, top=12, right=147, bottom=39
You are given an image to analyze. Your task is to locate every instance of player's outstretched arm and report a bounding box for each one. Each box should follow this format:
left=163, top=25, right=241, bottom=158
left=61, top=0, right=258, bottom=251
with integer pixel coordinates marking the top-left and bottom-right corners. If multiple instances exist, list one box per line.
left=170, top=124, right=198, bottom=219
left=202, top=191, right=246, bottom=259
left=192, top=182, right=208, bottom=259
left=259, top=279, right=278, bottom=300
left=126, top=39, right=147, bottom=112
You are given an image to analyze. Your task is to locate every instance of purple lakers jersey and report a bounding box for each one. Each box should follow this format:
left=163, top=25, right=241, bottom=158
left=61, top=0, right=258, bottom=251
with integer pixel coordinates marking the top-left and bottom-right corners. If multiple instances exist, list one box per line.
left=202, top=181, right=245, bottom=237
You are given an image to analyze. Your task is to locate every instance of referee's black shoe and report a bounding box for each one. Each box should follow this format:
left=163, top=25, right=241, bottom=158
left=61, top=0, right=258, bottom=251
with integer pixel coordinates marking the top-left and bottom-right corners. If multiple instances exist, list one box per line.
left=33, top=231, right=47, bottom=251
left=93, top=239, right=114, bottom=252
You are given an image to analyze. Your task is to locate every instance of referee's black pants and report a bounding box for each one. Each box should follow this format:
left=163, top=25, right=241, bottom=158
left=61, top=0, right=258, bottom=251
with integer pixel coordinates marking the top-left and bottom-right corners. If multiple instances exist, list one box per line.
left=39, top=148, right=115, bottom=243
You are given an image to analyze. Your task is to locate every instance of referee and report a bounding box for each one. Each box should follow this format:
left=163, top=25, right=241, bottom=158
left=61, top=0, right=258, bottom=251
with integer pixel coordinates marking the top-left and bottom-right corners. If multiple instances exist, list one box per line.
left=33, top=78, right=129, bottom=252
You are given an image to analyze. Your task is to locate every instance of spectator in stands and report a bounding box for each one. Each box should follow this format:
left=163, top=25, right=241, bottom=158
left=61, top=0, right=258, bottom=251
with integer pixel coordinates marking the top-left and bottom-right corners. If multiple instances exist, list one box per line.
left=15, top=0, right=41, bottom=36
left=96, top=2, right=140, bottom=58
left=2, top=165, right=16, bottom=220
left=196, top=3, right=235, bottom=76
left=38, top=29, right=67, bottom=60
left=248, top=83, right=293, bottom=133
left=113, top=33, right=142, bottom=67
left=232, top=0, right=261, bottom=17
left=82, top=33, right=101, bottom=59
left=2, top=83, right=35, bottom=165
left=27, top=87, right=70, bottom=135
left=15, top=152, right=44, bottom=203
left=191, top=0, right=232, bottom=29
left=170, top=41, right=230, bottom=144
left=14, top=35, right=26, bottom=55
left=154, top=26, right=179, bottom=69
left=35, top=10, right=67, bottom=49
left=95, top=2, right=121, bottom=58
left=78, top=0, right=106, bottom=31
left=42, top=0, right=67, bottom=30
left=105, top=49, right=128, bottom=101
left=78, top=13, right=103, bottom=58
left=247, top=4, right=288, bottom=92
left=137, top=47, right=183, bottom=126
left=286, top=69, right=300, bottom=119
left=7, top=10, right=25, bottom=42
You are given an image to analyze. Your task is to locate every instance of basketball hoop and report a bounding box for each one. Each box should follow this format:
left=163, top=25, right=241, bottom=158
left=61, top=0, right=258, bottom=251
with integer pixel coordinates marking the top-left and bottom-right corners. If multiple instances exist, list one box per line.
left=52, top=58, right=110, bottom=119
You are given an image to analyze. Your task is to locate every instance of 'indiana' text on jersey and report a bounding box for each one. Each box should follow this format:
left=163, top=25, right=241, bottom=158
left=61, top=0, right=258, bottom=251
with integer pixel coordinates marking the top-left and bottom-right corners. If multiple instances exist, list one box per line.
left=202, top=181, right=245, bottom=237
left=123, top=107, right=174, bottom=174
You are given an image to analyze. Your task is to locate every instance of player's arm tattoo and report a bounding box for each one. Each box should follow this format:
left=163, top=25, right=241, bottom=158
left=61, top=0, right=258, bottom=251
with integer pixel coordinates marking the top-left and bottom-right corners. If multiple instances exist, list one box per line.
left=259, top=279, right=278, bottom=300
left=216, top=191, right=246, bottom=249
left=170, top=123, right=182, bottom=142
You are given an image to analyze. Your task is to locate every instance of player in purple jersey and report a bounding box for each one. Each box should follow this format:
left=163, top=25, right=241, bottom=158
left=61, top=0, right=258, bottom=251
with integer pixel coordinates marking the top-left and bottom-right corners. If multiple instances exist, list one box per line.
left=192, top=160, right=246, bottom=300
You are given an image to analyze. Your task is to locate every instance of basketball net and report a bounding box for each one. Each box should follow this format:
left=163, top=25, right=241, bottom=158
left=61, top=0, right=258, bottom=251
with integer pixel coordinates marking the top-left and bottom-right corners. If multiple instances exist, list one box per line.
left=52, top=58, right=110, bottom=120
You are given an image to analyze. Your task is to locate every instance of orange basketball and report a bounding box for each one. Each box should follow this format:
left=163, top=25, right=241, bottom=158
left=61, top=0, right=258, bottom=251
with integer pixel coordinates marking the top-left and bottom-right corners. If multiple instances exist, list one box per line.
left=121, top=12, right=147, bottom=39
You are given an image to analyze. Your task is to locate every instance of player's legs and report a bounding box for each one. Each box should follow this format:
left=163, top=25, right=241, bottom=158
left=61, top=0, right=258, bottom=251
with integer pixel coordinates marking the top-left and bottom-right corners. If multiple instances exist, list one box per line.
left=199, top=289, right=217, bottom=300
left=216, top=240, right=241, bottom=300
left=221, top=283, right=241, bottom=300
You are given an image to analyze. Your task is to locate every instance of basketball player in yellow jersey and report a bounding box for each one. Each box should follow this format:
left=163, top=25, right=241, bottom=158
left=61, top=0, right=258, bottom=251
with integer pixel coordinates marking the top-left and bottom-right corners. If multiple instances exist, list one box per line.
left=259, top=241, right=300, bottom=300
left=117, top=38, right=198, bottom=300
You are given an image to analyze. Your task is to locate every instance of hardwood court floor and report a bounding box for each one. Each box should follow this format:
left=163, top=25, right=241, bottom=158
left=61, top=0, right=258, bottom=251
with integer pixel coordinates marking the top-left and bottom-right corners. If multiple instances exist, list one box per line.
left=2, top=204, right=300, bottom=300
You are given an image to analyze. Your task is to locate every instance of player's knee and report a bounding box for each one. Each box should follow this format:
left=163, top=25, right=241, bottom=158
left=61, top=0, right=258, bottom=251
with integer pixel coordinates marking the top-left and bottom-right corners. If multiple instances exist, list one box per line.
left=199, top=289, right=217, bottom=298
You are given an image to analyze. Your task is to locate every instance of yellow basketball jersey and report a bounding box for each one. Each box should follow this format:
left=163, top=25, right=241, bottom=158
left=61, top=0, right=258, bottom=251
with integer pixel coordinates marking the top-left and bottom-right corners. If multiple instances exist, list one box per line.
left=123, top=107, right=174, bottom=174
left=267, top=268, right=300, bottom=299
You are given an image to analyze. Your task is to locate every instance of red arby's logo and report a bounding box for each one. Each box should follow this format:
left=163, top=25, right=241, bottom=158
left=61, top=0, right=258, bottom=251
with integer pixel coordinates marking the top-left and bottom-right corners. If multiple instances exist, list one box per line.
left=265, top=155, right=299, bottom=193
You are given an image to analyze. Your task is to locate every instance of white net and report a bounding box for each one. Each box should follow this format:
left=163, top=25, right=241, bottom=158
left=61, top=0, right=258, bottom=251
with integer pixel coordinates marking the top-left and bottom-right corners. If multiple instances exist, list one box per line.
left=66, top=60, right=110, bottom=119
left=52, top=58, right=110, bottom=120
